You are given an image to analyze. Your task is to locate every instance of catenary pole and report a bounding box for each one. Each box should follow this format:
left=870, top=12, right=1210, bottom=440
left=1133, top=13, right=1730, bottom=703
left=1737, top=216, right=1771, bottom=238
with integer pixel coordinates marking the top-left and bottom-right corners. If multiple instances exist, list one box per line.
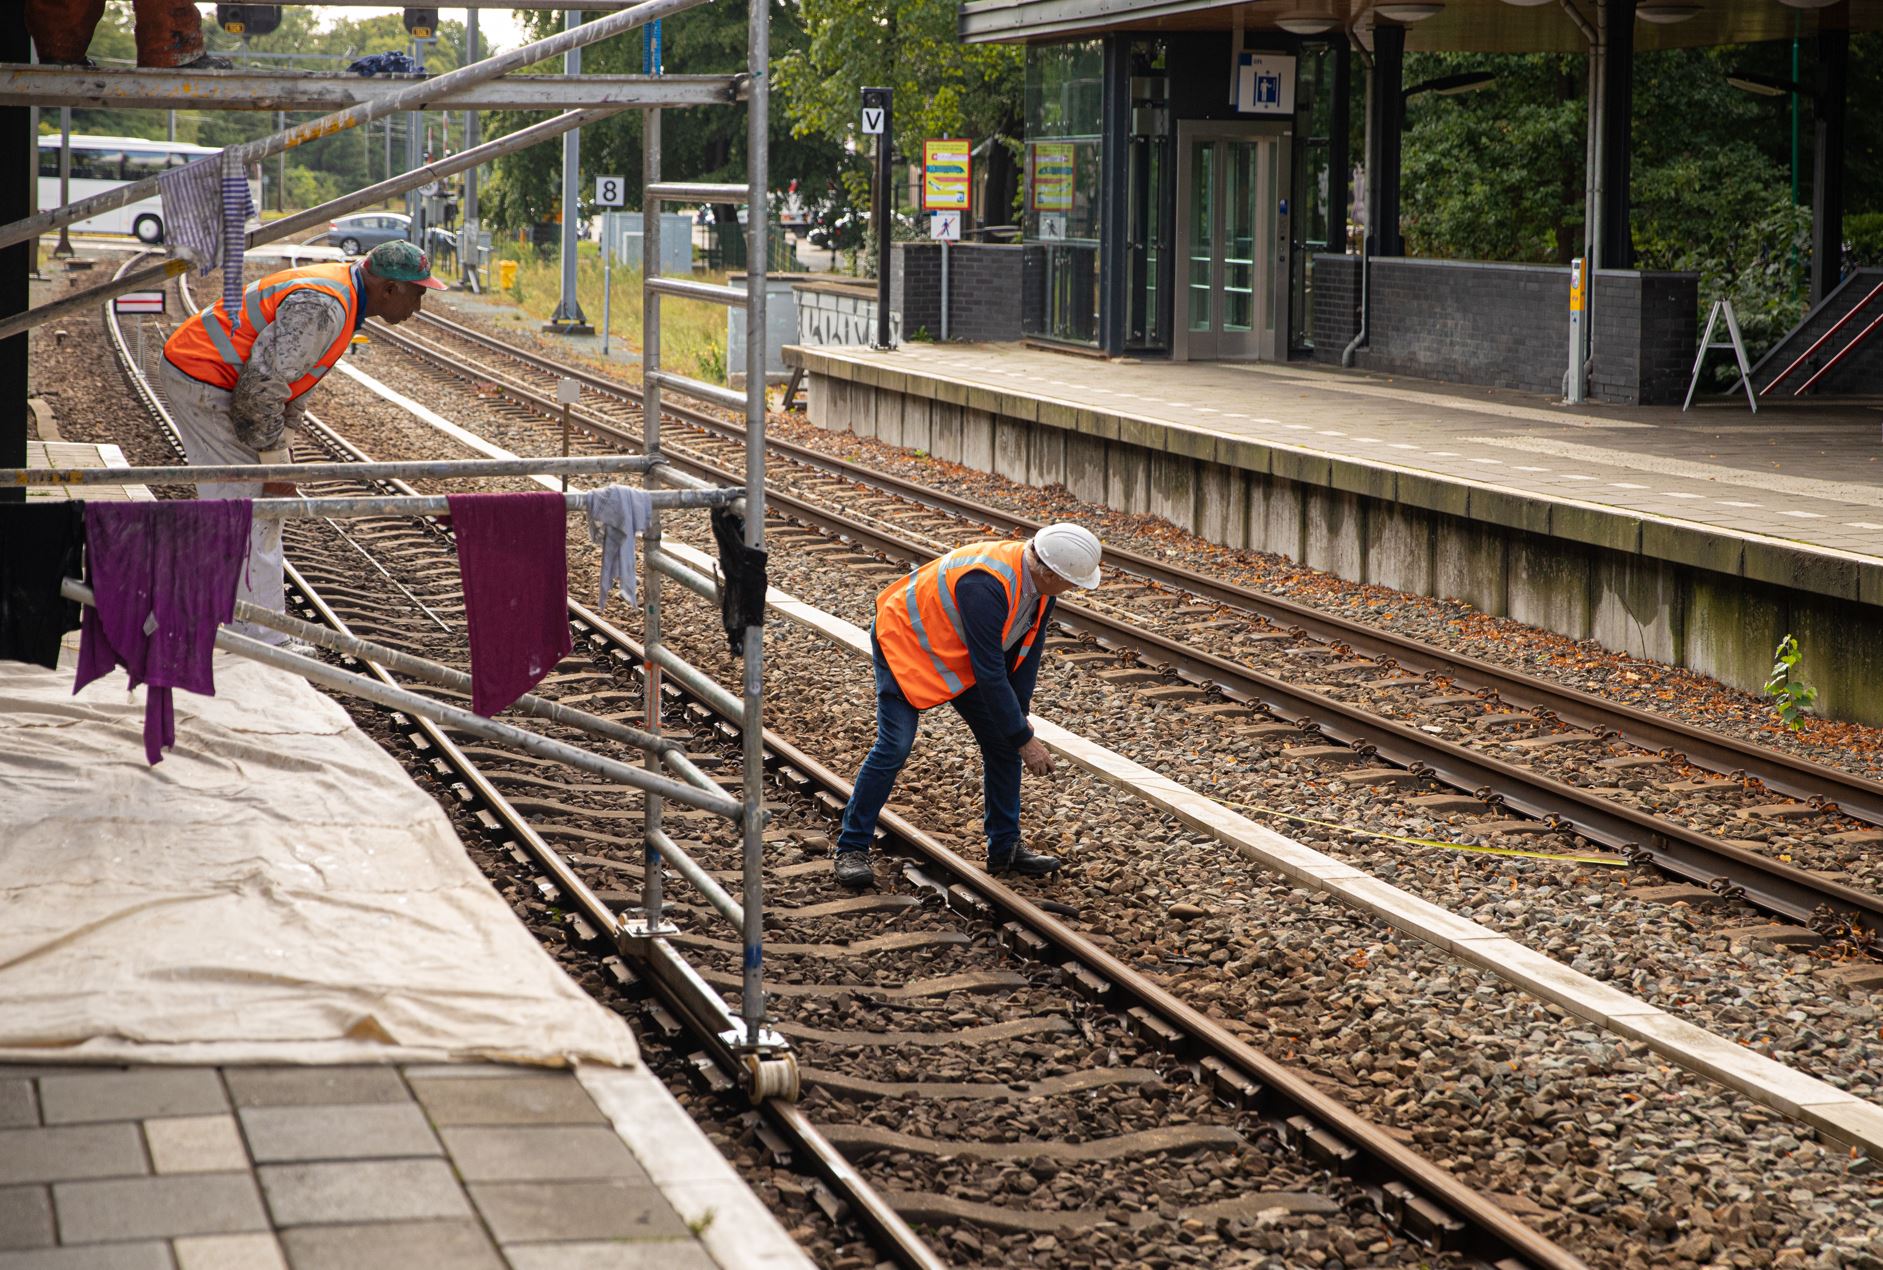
left=462, top=6, right=481, bottom=288
left=547, top=10, right=593, bottom=331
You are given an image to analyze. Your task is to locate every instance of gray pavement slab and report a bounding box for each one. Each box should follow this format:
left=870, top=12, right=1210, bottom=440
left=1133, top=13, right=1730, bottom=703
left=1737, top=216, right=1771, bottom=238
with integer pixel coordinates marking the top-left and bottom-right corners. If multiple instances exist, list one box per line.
left=0, top=1189, right=51, bottom=1252
left=277, top=1219, right=504, bottom=1270
left=0, top=1244, right=174, bottom=1270
left=0, top=1124, right=146, bottom=1185
left=437, top=1125, right=646, bottom=1182
left=37, top=1071, right=227, bottom=1125
left=407, top=1075, right=609, bottom=1127
left=171, top=1234, right=288, bottom=1270
left=145, top=1116, right=250, bottom=1175
left=52, top=1173, right=269, bottom=1242
left=257, top=1158, right=473, bottom=1227
left=238, top=1103, right=442, bottom=1163
left=503, top=1242, right=721, bottom=1270
left=223, top=1068, right=410, bottom=1109
left=468, top=1180, right=690, bottom=1243
left=0, top=1084, right=35, bottom=1130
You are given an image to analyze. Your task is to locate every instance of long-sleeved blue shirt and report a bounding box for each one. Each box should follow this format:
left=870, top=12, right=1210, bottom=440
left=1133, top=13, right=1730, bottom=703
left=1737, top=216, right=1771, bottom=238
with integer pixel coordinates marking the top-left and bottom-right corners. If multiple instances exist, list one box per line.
left=953, top=571, right=1054, bottom=747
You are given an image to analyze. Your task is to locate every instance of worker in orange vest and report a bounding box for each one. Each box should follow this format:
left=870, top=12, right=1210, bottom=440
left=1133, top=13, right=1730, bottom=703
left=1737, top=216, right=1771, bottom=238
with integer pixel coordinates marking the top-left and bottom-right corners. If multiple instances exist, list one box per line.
left=159, top=241, right=444, bottom=644
left=833, top=525, right=1103, bottom=888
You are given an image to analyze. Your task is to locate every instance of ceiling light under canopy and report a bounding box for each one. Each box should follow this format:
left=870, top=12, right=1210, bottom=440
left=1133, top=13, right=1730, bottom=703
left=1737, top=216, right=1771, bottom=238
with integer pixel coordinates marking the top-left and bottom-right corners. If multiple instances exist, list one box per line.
left=1277, top=13, right=1339, bottom=33
left=1375, top=2, right=1444, bottom=21
left=1636, top=2, right=1701, bottom=22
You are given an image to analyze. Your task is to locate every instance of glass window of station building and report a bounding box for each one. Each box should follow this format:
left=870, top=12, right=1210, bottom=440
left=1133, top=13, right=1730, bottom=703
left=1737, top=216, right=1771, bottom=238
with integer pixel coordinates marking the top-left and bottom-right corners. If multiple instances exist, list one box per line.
left=1018, top=33, right=1351, bottom=361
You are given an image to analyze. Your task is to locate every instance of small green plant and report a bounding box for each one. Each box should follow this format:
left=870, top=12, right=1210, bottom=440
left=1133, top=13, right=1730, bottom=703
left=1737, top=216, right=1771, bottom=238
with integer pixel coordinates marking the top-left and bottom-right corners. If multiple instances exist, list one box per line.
left=1763, top=634, right=1818, bottom=731
left=686, top=1207, right=717, bottom=1236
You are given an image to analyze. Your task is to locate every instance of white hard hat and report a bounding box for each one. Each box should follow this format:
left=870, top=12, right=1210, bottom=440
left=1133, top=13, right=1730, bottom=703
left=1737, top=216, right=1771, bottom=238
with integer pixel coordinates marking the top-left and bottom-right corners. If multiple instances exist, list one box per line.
left=1032, top=523, right=1103, bottom=589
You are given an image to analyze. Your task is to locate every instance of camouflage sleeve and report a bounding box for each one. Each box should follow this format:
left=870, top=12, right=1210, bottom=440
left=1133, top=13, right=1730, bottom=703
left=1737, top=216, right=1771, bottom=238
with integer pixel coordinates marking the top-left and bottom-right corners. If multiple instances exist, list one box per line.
left=229, top=290, right=347, bottom=451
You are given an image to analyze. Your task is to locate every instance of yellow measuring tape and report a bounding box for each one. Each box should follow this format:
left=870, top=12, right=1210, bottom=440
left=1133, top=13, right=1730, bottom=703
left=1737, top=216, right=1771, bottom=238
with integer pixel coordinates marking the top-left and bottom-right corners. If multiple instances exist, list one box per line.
left=1214, top=797, right=1627, bottom=867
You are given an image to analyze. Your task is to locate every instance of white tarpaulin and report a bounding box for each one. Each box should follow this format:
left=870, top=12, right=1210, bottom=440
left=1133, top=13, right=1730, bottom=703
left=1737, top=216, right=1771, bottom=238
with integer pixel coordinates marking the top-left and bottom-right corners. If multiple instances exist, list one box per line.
left=0, top=649, right=637, bottom=1069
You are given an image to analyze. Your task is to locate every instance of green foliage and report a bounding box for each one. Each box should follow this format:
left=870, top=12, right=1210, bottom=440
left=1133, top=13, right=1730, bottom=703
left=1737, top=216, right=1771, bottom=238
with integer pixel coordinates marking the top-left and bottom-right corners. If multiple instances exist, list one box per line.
left=1763, top=634, right=1819, bottom=732
left=776, top=0, right=1022, bottom=167
left=1848, top=211, right=1883, bottom=268
left=482, top=8, right=850, bottom=237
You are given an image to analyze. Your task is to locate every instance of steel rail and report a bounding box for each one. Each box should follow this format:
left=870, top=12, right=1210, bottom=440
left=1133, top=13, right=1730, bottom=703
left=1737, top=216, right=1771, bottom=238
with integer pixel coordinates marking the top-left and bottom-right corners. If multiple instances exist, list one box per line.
left=375, top=313, right=1883, bottom=939
left=147, top=275, right=945, bottom=1270
left=404, top=309, right=1883, bottom=828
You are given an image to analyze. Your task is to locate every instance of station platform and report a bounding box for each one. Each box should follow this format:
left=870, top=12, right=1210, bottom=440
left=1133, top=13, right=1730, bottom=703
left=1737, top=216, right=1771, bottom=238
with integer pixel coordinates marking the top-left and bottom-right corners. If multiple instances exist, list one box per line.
left=0, top=629, right=808, bottom=1267
left=788, top=341, right=1883, bottom=723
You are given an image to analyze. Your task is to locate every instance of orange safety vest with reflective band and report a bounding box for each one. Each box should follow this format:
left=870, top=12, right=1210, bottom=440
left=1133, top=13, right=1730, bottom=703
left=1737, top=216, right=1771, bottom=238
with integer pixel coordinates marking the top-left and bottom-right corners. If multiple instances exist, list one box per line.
left=875, top=540, right=1046, bottom=710
left=163, top=262, right=360, bottom=399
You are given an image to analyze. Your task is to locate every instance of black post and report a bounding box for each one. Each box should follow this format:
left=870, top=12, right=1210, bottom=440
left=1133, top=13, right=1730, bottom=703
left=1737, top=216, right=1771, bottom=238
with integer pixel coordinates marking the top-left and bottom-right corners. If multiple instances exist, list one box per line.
left=1598, top=0, right=1634, bottom=269
left=1366, top=23, right=1404, bottom=257
left=1328, top=40, right=1351, bottom=254
left=1811, top=12, right=1848, bottom=304
left=1098, top=35, right=1130, bottom=357
left=863, top=86, right=894, bottom=349
left=1, top=7, right=28, bottom=502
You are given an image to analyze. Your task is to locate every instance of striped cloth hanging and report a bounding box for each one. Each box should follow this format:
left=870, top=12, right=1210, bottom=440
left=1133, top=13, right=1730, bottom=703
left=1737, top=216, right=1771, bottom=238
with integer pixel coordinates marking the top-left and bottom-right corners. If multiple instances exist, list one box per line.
left=156, top=152, right=257, bottom=318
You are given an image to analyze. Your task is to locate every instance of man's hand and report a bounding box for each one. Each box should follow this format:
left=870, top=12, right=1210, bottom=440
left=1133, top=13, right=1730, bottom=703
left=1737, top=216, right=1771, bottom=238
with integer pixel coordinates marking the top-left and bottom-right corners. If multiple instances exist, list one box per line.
left=1018, top=737, right=1054, bottom=777
left=261, top=481, right=299, bottom=499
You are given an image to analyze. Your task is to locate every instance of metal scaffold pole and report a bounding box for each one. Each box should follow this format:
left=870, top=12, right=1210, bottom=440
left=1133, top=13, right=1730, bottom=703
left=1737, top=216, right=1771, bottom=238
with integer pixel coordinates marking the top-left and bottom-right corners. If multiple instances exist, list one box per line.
left=738, top=0, right=770, bottom=1053
left=461, top=8, right=482, bottom=291
left=638, top=102, right=668, bottom=942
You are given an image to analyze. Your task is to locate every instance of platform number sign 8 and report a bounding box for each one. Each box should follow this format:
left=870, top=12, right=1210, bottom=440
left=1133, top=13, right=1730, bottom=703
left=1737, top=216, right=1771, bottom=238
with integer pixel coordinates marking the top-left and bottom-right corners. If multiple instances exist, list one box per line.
left=594, top=176, right=626, bottom=208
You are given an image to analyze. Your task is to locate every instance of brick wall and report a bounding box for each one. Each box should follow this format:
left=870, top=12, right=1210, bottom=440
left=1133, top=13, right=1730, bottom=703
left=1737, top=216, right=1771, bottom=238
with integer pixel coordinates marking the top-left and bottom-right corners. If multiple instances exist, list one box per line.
left=891, top=243, right=1026, bottom=342
left=1310, top=255, right=1697, bottom=406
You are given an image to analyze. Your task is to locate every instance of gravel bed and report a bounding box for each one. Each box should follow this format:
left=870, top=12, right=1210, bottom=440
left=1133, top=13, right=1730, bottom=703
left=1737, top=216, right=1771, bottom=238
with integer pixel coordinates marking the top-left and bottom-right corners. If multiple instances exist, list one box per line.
left=318, top=333, right=1883, bottom=1269
left=426, top=291, right=1883, bottom=789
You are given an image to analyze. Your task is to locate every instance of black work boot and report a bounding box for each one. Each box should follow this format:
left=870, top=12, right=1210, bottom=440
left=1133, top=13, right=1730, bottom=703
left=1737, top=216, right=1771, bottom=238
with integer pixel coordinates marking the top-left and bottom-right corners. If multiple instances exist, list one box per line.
left=988, top=845, right=1061, bottom=876
left=832, top=849, right=876, bottom=889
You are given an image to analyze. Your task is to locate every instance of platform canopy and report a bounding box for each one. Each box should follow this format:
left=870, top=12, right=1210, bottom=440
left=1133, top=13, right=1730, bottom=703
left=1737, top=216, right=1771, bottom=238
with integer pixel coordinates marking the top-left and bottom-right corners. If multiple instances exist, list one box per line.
left=962, top=0, right=1880, bottom=51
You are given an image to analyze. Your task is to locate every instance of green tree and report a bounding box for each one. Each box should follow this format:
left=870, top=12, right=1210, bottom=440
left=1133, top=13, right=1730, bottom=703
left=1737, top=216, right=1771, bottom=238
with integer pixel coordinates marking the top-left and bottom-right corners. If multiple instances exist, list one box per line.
left=481, top=6, right=850, bottom=266
left=775, top=0, right=1023, bottom=221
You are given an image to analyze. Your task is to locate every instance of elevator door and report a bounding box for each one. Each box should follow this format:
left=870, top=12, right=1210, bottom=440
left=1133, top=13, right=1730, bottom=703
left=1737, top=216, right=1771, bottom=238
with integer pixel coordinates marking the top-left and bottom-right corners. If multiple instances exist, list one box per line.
left=1174, top=124, right=1289, bottom=361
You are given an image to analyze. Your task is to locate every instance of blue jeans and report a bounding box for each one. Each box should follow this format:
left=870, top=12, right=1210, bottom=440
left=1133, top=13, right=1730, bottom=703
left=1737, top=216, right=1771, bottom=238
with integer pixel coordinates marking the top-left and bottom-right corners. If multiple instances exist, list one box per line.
left=836, top=644, right=1023, bottom=860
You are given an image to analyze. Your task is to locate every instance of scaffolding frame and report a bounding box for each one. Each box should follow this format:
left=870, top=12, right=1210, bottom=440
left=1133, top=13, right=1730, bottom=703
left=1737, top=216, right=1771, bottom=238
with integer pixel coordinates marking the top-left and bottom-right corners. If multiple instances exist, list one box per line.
left=3, top=0, right=786, bottom=1099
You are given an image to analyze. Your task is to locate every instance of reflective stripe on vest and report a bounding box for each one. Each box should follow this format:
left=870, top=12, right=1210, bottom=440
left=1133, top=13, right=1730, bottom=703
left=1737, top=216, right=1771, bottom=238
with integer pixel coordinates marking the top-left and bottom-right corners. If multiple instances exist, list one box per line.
left=875, top=540, right=1044, bottom=710
left=162, top=262, right=359, bottom=400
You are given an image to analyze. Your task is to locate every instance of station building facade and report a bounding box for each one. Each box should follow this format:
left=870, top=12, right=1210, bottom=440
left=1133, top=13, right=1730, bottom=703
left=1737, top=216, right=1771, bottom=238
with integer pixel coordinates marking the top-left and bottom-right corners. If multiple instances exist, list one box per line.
left=947, top=0, right=1877, bottom=404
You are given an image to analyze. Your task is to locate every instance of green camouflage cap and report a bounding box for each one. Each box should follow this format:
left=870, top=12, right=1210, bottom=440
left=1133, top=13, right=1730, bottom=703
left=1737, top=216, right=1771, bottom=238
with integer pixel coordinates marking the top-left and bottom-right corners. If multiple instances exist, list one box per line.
left=364, top=240, right=446, bottom=289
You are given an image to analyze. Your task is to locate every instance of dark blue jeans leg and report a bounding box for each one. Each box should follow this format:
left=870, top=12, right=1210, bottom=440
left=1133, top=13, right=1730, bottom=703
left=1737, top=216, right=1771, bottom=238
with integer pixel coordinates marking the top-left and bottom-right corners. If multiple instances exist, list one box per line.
left=948, top=684, right=1023, bottom=859
left=836, top=653, right=921, bottom=853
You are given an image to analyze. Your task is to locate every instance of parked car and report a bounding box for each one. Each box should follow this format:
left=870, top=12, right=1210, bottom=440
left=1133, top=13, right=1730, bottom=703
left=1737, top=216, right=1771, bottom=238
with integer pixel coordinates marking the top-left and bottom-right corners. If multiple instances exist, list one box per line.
left=324, top=213, right=411, bottom=256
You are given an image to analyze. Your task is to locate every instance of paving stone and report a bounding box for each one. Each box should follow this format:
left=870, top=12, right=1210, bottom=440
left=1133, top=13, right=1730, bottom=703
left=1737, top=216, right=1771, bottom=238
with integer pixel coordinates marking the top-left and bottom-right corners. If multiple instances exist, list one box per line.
left=0, top=1243, right=174, bottom=1269
left=406, top=1076, right=607, bottom=1127
left=0, top=1084, right=36, bottom=1130
left=223, top=1068, right=409, bottom=1109
left=173, top=1234, right=288, bottom=1270
left=278, top=1220, right=503, bottom=1270
left=438, top=1126, right=647, bottom=1182
left=502, top=1241, right=717, bottom=1270
left=0, top=1124, right=147, bottom=1185
left=53, top=1173, right=268, bottom=1242
left=468, top=1180, right=689, bottom=1244
left=38, top=1070, right=226, bottom=1125
left=0, top=1189, right=51, bottom=1252
left=258, top=1159, right=472, bottom=1227
left=145, top=1116, right=250, bottom=1175
left=239, top=1103, right=441, bottom=1163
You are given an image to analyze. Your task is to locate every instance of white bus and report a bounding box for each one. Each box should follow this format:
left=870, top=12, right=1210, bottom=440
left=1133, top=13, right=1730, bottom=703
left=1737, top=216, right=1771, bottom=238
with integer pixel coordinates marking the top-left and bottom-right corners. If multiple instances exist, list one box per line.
left=37, top=134, right=261, bottom=244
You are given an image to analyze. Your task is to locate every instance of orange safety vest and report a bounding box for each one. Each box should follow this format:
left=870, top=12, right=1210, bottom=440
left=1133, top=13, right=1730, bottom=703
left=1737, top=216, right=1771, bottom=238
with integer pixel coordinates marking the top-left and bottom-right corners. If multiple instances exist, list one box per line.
left=163, top=262, right=360, bottom=399
left=875, top=540, right=1047, bottom=710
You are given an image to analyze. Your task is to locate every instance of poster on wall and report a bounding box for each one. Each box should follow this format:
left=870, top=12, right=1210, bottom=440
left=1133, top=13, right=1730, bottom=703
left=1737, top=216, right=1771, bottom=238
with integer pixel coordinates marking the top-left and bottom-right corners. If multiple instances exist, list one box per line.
left=922, top=139, right=972, bottom=211
left=1236, top=52, right=1296, bottom=116
left=1031, top=142, right=1076, bottom=212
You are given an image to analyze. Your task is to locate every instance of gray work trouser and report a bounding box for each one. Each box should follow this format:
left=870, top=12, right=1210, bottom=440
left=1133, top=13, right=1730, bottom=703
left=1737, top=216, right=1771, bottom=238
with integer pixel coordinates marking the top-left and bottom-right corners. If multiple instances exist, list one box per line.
left=157, top=358, right=287, bottom=644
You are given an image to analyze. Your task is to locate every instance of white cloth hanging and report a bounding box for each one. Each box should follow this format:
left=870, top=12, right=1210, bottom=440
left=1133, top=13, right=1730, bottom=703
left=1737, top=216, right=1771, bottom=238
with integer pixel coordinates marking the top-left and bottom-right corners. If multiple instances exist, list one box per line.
left=585, top=484, right=654, bottom=609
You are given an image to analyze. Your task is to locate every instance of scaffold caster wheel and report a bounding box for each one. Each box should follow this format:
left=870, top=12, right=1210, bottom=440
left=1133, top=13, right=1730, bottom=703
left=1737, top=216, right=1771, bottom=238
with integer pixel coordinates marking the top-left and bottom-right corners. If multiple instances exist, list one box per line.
left=744, top=1051, right=801, bottom=1103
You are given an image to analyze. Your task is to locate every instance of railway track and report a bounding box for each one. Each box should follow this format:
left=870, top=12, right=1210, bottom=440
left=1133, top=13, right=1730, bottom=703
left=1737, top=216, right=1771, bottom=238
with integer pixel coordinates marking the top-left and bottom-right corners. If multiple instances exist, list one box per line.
left=130, top=263, right=1590, bottom=1269
left=365, top=307, right=1883, bottom=951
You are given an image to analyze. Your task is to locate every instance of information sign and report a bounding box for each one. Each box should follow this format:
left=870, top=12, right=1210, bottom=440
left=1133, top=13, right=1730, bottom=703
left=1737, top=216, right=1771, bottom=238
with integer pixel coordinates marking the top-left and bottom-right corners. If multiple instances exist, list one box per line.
left=594, top=175, right=626, bottom=207
left=1235, top=52, right=1296, bottom=116
left=929, top=210, right=962, bottom=241
left=1031, top=142, right=1075, bottom=212
left=921, top=139, right=971, bottom=212
left=113, top=291, right=165, bottom=315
